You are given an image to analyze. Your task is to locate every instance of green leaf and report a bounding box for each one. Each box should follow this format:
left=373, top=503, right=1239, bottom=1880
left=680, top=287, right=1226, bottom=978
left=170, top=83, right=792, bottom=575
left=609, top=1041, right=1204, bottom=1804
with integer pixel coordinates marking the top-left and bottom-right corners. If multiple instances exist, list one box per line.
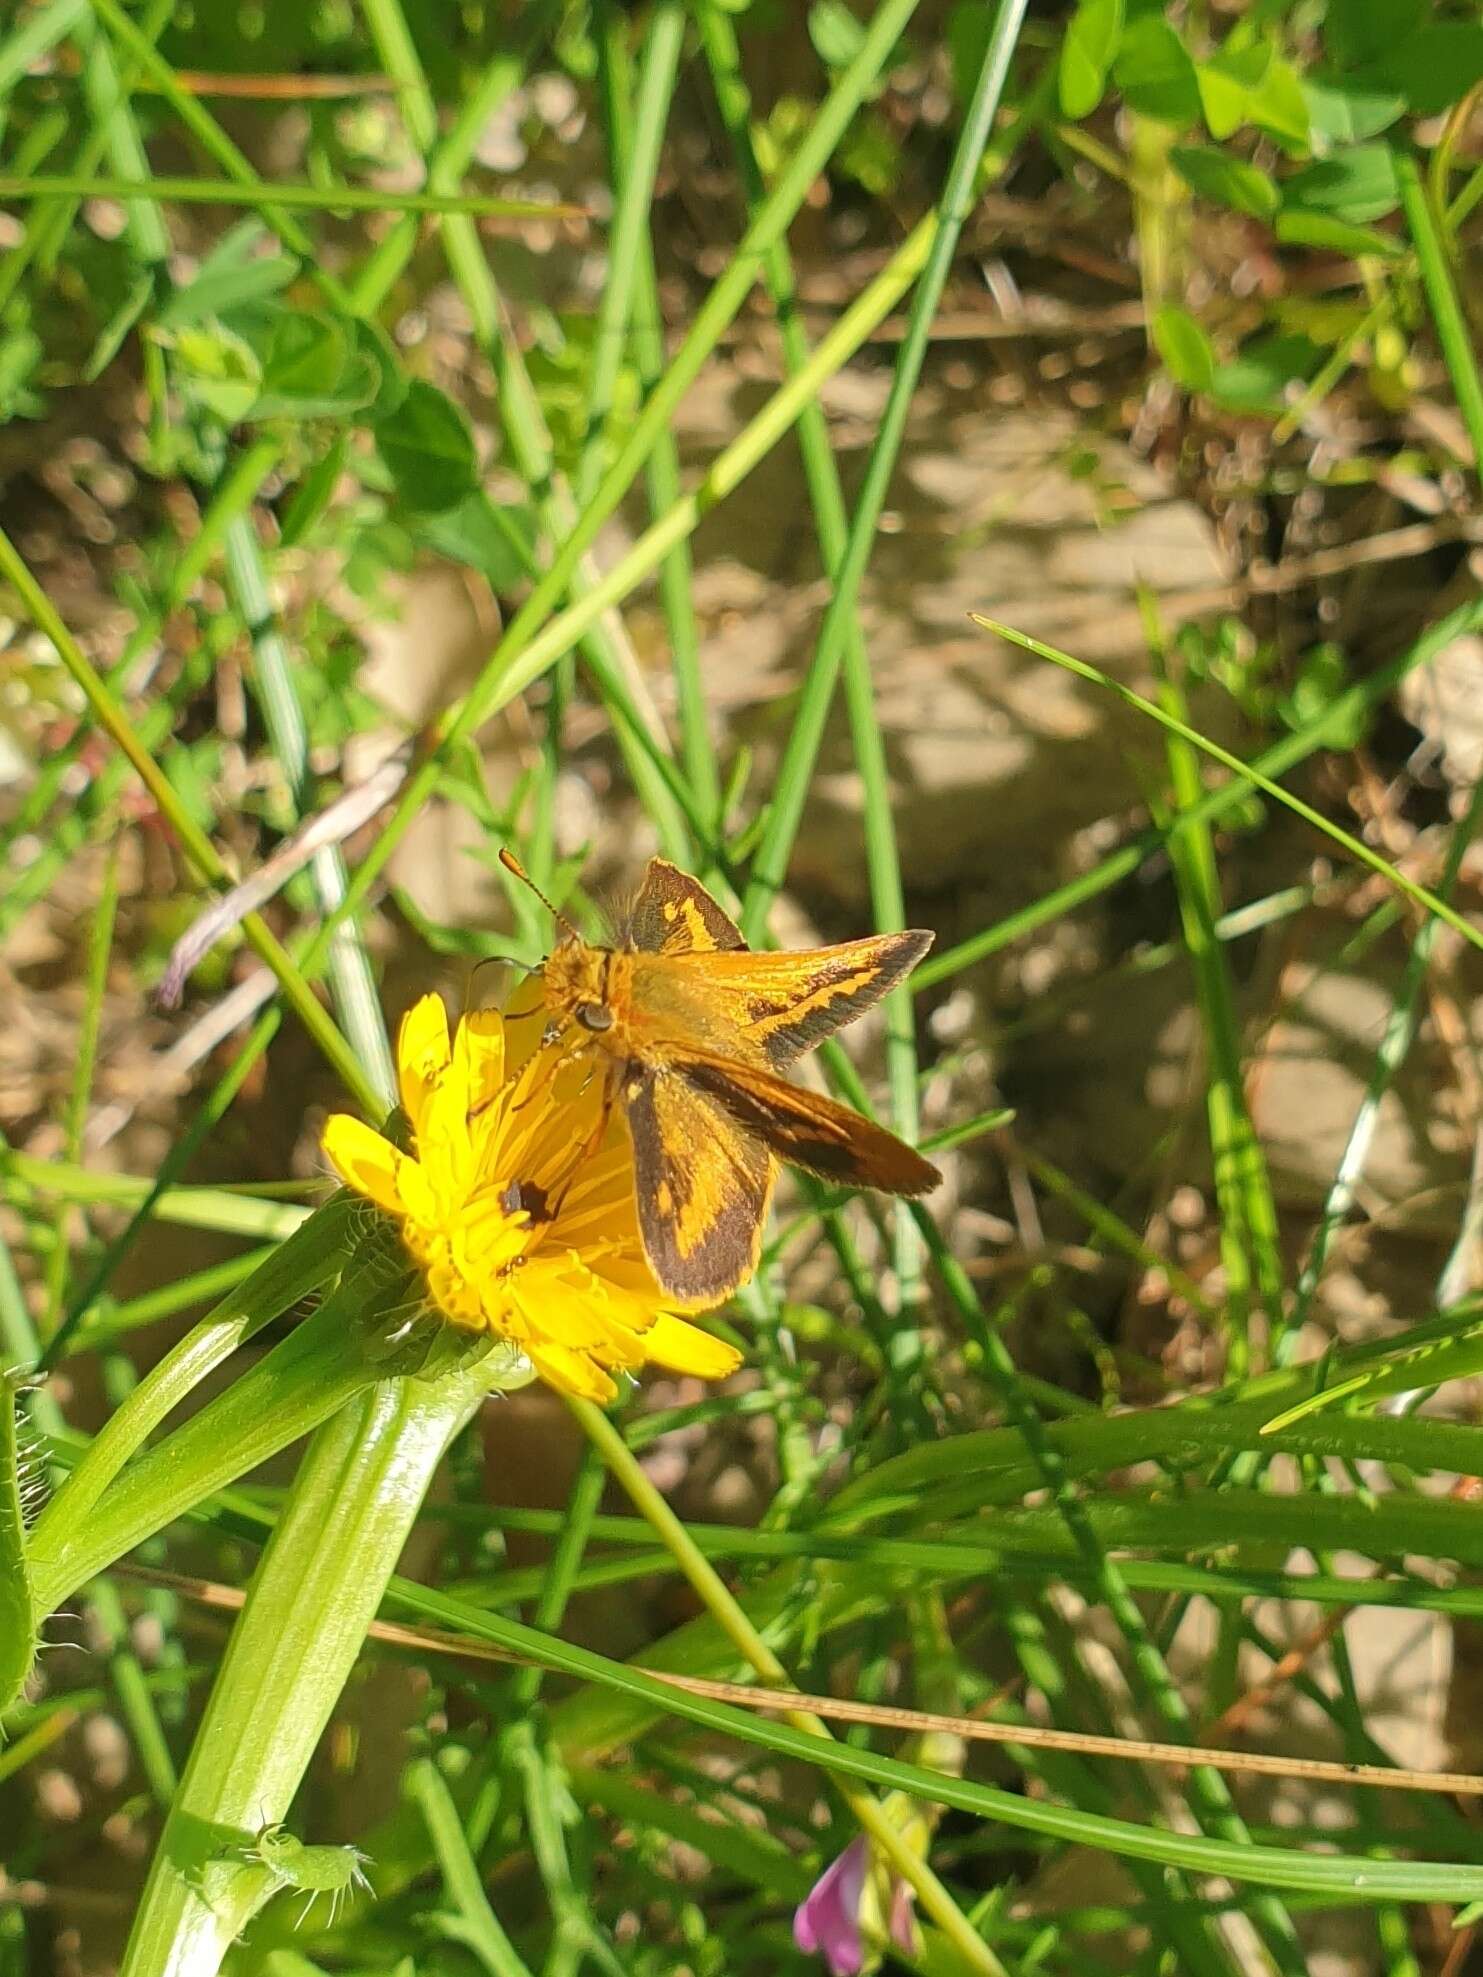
left=1151, top=304, right=1215, bottom=392
left=1323, top=0, right=1422, bottom=69
left=1058, top=0, right=1124, bottom=119
left=277, top=436, right=349, bottom=549
left=160, top=255, right=300, bottom=334
left=173, top=323, right=261, bottom=425
left=1196, top=38, right=1271, bottom=139
left=156, top=218, right=300, bottom=331
left=1274, top=209, right=1405, bottom=259
left=1282, top=143, right=1401, bottom=224
left=1170, top=144, right=1279, bottom=217
left=1363, top=25, right=1483, bottom=117
left=1113, top=17, right=1201, bottom=125
left=808, top=0, right=866, bottom=69
left=1302, top=73, right=1407, bottom=146
left=1208, top=333, right=1323, bottom=413
left=0, top=320, right=43, bottom=420
left=249, top=312, right=378, bottom=422
left=1197, top=38, right=1308, bottom=147
left=85, top=270, right=155, bottom=381
left=374, top=380, right=480, bottom=515
left=414, top=490, right=538, bottom=589
left=1242, top=52, right=1310, bottom=149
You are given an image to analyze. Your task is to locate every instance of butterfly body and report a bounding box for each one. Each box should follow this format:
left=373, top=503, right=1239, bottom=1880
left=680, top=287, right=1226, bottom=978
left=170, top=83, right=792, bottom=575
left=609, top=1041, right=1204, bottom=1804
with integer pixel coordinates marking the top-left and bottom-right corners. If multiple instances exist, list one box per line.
left=514, top=854, right=941, bottom=1304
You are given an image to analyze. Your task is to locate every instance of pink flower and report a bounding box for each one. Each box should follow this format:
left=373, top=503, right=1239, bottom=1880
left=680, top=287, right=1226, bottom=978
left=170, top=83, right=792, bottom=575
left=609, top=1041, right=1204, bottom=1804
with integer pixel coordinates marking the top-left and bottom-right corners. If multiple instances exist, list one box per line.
left=794, top=1833, right=919, bottom=1976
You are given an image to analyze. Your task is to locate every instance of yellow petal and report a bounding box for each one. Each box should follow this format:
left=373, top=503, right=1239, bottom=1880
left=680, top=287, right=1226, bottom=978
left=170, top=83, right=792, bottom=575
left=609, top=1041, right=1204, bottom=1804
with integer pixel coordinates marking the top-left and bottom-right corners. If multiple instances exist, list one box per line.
left=502, top=973, right=548, bottom=1072
left=457, top=1007, right=507, bottom=1114
left=641, top=1313, right=743, bottom=1381
left=397, top=995, right=452, bottom=1131
left=322, top=1115, right=409, bottom=1216
left=527, top=1343, right=618, bottom=1404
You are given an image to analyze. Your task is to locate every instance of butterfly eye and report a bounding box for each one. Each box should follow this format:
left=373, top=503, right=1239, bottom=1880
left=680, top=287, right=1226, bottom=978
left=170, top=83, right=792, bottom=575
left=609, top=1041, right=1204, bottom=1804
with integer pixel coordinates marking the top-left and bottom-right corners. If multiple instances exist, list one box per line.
left=575, top=1001, right=613, bottom=1033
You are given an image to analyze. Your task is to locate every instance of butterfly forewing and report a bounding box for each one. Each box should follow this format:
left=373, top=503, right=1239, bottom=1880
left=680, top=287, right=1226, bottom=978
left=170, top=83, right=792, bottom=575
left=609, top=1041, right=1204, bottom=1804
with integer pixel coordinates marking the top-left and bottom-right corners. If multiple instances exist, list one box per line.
left=620, top=858, right=746, bottom=955
left=654, top=931, right=933, bottom=1067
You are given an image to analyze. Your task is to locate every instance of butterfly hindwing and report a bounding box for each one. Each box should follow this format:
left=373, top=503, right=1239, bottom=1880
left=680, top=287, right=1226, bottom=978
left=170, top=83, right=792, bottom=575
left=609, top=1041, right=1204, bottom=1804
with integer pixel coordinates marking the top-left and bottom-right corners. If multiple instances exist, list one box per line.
left=674, top=1049, right=941, bottom=1195
left=621, top=1060, right=776, bottom=1303
left=621, top=859, right=746, bottom=956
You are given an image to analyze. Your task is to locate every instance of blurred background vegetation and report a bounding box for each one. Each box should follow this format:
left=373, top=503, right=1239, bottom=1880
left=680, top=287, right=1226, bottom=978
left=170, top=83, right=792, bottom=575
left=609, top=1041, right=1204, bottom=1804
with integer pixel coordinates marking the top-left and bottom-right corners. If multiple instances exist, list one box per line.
left=3, top=0, right=1483, bottom=1971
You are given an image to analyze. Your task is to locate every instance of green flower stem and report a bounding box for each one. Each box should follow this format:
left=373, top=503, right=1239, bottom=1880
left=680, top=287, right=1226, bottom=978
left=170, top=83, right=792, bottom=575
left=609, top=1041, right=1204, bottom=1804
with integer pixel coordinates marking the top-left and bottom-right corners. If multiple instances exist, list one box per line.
left=0, top=172, right=575, bottom=219
left=571, top=1398, right=1006, bottom=1977
left=118, top=1357, right=508, bottom=1977
left=0, top=524, right=377, bottom=1113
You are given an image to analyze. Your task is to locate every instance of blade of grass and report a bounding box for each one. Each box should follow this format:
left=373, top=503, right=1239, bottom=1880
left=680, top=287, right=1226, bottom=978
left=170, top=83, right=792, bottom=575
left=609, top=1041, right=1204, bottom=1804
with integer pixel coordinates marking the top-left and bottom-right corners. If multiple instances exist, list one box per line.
left=380, top=1579, right=1483, bottom=1907
left=221, top=514, right=394, bottom=1106
left=41, top=843, right=119, bottom=1340
left=577, top=2, right=684, bottom=509
left=572, top=1399, right=1009, bottom=1977
left=906, top=1199, right=1307, bottom=1966
left=604, top=13, right=720, bottom=831
left=918, top=597, right=1483, bottom=989
left=358, top=0, right=691, bottom=860
left=0, top=171, right=578, bottom=220
left=1395, top=144, right=1483, bottom=478
left=974, top=613, right=1483, bottom=960
left=1154, top=618, right=1284, bottom=1376
left=739, top=0, right=1030, bottom=939
left=0, top=523, right=377, bottom=1113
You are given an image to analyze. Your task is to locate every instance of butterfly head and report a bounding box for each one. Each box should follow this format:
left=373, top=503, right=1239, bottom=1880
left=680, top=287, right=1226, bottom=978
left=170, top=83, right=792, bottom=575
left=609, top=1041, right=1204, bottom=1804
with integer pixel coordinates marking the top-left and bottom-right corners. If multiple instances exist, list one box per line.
left=540, top=936, right=616, bottom=1043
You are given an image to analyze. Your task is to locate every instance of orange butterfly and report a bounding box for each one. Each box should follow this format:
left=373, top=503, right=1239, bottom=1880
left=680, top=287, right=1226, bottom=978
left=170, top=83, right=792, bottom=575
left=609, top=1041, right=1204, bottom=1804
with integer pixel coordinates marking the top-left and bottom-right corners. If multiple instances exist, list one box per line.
left=501, top=851, right=940, bottom=1303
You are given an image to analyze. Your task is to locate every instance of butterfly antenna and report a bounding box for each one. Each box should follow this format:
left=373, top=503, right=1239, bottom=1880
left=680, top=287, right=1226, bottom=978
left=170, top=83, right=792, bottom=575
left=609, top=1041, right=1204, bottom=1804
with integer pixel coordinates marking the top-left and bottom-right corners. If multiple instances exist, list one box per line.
left=499, top=848, right=579, bottom=941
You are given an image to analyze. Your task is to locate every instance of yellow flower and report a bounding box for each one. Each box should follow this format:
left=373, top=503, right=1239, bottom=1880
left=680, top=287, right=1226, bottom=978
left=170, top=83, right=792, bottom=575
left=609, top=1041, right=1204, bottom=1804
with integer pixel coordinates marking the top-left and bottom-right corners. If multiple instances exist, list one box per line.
left=321, top=994, right=743, bottom=1404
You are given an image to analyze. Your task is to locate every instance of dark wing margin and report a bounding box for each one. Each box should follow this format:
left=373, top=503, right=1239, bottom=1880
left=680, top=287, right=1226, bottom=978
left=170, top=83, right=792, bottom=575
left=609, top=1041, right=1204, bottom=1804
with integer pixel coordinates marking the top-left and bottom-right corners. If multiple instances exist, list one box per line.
left=621, top=858, right=747, bottom=955
left=676, top=1052, right=941, bottom=1196
left=746, top=929, right=933, bottom=1067
left=622, top=1062, right=774, bottom=1303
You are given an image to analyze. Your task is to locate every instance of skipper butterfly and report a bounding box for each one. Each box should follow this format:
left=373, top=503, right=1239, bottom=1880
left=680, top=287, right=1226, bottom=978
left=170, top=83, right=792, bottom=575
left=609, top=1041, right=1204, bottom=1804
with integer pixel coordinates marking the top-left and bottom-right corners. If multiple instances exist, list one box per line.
left=501, top=851, right=940, bottom=1303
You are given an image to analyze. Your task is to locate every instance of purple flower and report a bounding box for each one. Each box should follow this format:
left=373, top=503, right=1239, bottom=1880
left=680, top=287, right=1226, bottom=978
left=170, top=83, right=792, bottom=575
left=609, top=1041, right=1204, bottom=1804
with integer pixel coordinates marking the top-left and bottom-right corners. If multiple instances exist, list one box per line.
left=794, top=1833, right=919, bottom=1975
